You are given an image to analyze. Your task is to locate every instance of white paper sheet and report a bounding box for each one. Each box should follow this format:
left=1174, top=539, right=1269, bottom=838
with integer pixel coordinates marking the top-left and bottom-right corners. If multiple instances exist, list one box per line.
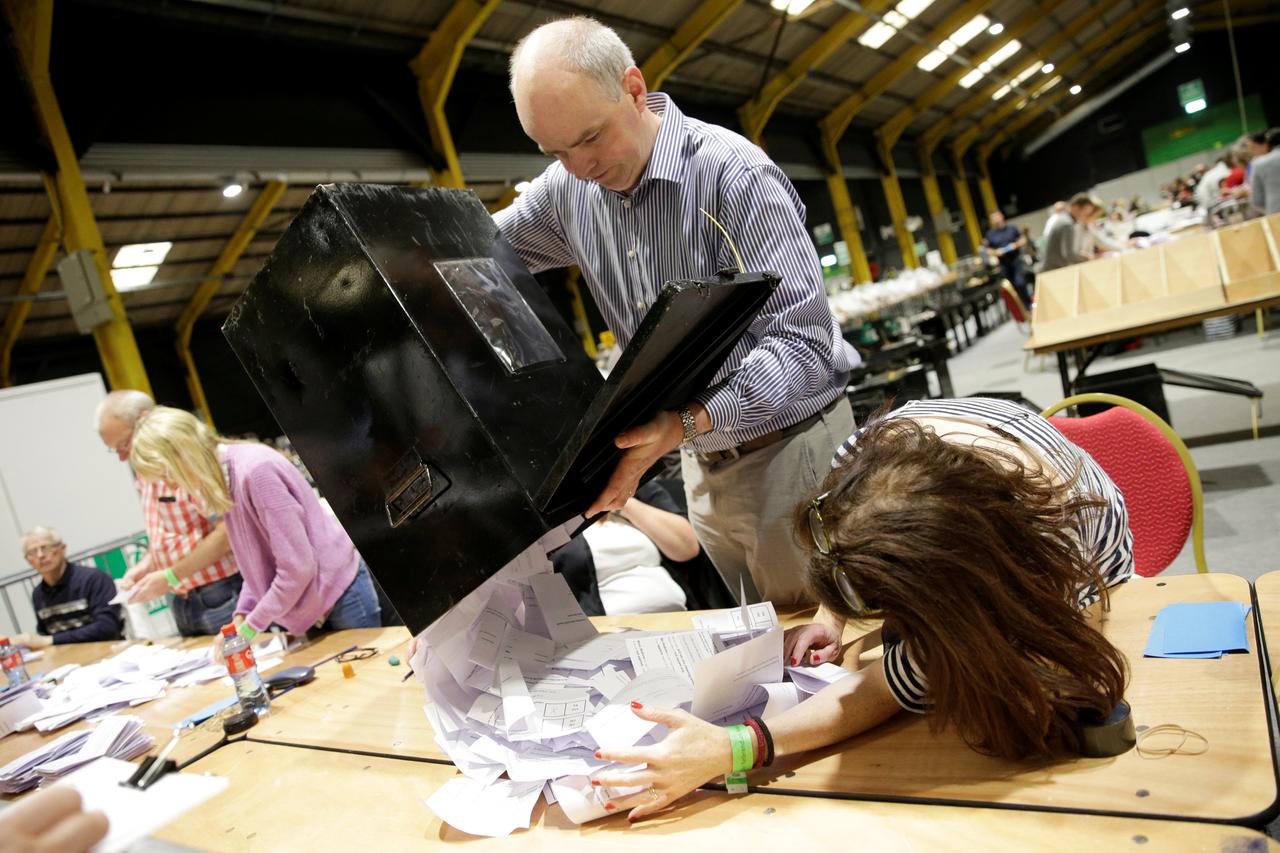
left=759, top=682, right=804, bottom=720
left=55, top=756, right=228, bottom=853
left=586, top=664, right=632, bottom=700
left=626, top=631, right=716, bottom=680
left=785, top=661, right=853, bottom=694
left=528, top=573, right=597, bottom=644
left=691, top=627, right=783, bottom=721
left=584, top=703, right=659, bottom=751
left=424, top=775, right=544, bottom=838
left=608, top=668, right=693, bottom=708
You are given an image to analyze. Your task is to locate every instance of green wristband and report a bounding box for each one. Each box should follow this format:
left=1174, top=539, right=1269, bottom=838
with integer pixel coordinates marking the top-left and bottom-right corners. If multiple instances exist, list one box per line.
left=237, top=622, right=258, bottom=641
left=726, top=724, right=755, bottom=774
left=163, top=568, right=181, bottom=589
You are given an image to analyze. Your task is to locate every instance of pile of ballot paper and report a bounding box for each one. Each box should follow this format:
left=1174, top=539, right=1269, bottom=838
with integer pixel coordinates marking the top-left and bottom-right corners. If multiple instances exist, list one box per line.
left=416, top=525, right=851, bottom=837
left=0, top=715, right=153, bottom=793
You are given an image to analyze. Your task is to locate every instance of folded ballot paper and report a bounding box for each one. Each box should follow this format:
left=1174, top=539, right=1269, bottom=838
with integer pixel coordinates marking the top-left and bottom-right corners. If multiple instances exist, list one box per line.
left=417, top=525, right=852, bottom=837
left=0, top=715, right=153, bottom=793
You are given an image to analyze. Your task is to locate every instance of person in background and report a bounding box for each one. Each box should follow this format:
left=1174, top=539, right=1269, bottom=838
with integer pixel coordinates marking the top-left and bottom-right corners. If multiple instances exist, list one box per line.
left=97, top=391, right=242, bottom=636
left=982, top=210, right=1030, bottom=305
left=1041, top=194, right=1098, bottom=271
left=1249, top=127, right=1280, bottom=216
left=1195, top=153, right=1232, bottom=211
left=0, top=787, right=108, bottom=853
left=1042, top=201, right=1069, bottom=238
left=593, top=398, right=1133, bottom=821
left=127, top=407, right=379, bottom=647
left=12, top=527, right=122, bottom=648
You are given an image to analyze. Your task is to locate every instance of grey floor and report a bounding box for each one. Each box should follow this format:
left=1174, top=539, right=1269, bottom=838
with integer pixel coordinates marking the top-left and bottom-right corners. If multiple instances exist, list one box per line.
left=943, top=307, right=1280, bottom=583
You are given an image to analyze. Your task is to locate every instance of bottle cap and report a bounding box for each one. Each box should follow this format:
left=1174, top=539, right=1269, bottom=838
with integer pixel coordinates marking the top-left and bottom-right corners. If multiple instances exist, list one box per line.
left=222, top=708, right=258, bottom=735
left=220, top=624, right=236, bottom=637
left=0, top=637, right=8, bottom=645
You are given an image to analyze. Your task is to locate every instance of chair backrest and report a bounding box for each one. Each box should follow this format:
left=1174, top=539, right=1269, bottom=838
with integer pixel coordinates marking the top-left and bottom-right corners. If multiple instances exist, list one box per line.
left=1000, top=281, right=1028, bottom=325
left=1041, top=393, right=1205, bottom=577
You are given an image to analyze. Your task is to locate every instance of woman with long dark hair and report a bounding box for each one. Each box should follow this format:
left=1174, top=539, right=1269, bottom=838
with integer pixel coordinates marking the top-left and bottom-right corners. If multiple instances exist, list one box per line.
left=592, top=398, right=1133, bottom=820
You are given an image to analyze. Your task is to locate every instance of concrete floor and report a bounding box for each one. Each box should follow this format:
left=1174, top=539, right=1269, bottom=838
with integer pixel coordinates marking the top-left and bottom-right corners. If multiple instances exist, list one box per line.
left=944, top=308, right=1280, bottom=582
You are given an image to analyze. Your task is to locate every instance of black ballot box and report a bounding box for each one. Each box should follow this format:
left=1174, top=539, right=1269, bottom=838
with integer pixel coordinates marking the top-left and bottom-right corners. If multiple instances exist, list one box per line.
left=223, top=184, right=776, bottom=632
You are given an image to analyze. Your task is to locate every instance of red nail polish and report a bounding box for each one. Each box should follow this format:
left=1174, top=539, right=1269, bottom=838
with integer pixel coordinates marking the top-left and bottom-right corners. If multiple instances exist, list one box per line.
left=790, top=657, right=797, bottom=666
left=813, top=654, right=821, bottom=662
left=628, top=816, right=638, bottom=824
left=630, top=701, right=643, bottom=710
left=594, top=751, right=603, bottom=759
left=591, top=779, right=601, bottom=786
left=605, top=803, right=616, bottom=811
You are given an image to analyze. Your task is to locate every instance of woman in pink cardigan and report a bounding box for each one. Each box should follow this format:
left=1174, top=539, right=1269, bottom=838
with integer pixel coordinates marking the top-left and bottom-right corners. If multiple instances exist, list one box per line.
left=128, top=407, right=380, bottom=644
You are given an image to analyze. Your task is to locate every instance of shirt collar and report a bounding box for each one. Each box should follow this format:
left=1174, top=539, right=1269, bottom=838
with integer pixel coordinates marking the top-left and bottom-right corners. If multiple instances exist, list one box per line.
left=40, top=561, right=71, bottom=592
left=633, top=93, right=687, bottom=188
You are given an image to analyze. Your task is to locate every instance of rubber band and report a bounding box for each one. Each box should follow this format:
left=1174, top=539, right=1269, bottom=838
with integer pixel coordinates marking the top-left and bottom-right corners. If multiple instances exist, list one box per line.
left=1135, top=724, right=1208, bottom=759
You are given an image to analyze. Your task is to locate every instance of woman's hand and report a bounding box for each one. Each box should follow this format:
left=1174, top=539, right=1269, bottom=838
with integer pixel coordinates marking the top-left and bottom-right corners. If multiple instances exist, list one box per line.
left=591, top=703, right=731, bottom=822
left=0, top=786, right=108, bottom=853
left=209, top=615, right=245, bottom=662
left=127, top=571, right=171, bottom=604
left=783, top=621, right=842, bottom=666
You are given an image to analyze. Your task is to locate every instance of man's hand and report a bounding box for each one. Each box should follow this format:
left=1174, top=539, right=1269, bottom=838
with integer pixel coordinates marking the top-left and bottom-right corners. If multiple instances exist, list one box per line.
left=587, top=411, right=685, bottom=516
left=127, top=571, right=171, bottom=605
left=12, top=633, right=52, bottom=651
left=0, top=786, right=108, bottom=853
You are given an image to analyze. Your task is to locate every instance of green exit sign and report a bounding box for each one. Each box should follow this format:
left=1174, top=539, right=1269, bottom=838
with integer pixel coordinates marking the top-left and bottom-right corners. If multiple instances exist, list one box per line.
left=1178, top=79, right=1206, bottom=113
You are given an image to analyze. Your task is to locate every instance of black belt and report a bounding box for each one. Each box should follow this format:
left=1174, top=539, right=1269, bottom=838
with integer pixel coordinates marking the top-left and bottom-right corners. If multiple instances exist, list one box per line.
left=696, top=395, right=842, bottom=465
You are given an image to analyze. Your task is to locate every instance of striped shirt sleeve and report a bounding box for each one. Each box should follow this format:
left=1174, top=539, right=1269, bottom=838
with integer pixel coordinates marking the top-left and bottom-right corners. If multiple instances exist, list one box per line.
left=882, top=639, right=929, bottom=713
left=696, top=164, right=844, bottom=432
left=492, top=174, right=577, bottom=274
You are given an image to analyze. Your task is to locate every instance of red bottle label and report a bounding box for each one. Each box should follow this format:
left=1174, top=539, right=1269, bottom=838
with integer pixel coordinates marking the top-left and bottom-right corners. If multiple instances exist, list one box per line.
left=1, top=651, right=21, bottom=671
left=225, top=647, right=256, bottom=676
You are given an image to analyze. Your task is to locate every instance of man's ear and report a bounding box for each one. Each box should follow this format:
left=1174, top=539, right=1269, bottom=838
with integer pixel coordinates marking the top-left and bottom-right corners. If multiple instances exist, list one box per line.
left=622, top=66, right=648, bottom=109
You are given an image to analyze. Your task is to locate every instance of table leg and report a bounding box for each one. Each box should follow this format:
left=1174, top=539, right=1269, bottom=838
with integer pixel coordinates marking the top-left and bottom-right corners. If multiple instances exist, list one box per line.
left=1057, top=350, right=1072, bottom=398
left=935, top=354, right=955, bottom=397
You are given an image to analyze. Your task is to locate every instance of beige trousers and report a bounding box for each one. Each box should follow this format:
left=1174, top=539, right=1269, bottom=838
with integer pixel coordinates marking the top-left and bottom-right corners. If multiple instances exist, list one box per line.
left=681, top=397, right=855, bottom=607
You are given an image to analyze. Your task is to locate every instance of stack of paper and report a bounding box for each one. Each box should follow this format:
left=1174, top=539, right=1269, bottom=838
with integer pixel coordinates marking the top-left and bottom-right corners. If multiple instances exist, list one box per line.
left=0, top=682, right=42, bottom=738
left=416, top=523, right=851, bottom=837
left=0, top=716, right=153, bottom=793
left=1144, top=601, right=1253, bottom=658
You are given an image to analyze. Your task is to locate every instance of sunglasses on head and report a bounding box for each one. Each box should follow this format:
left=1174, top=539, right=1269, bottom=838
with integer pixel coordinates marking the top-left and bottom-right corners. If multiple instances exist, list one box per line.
left=807, top=490, right=882, bottom=617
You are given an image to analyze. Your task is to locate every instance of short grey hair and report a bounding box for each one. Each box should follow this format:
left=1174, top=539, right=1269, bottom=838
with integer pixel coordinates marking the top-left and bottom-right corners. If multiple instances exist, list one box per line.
left=509, top=16, right=635, bottom=101
left=22, top=526, right=62, bottom=551
left=95, top=389, right=155, bottom=428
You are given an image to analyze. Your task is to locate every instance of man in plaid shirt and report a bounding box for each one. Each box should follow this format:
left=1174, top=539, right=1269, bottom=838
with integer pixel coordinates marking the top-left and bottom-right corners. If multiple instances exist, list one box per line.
left=96, top=391, right=242, bottom=636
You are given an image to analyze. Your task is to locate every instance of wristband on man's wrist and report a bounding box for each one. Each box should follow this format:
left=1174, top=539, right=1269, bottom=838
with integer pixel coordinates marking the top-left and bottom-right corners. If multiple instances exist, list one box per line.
left=236, top=622, right=258, bottom=641
left=163, top=568, right=181, bottom=589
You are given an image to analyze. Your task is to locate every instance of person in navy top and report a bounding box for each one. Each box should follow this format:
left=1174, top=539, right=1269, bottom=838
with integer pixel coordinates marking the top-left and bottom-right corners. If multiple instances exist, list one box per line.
left=983, top=210, right=1030, bottom=305
left=14, top=527, right=123, bottom=648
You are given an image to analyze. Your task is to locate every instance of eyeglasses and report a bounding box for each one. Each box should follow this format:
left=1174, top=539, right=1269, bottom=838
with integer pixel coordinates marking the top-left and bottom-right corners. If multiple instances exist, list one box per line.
left=807, top=491, right=881, bottom=617
left=24, top=543, right=63, bottom=557
left=336, top=647, right=379, bottom=663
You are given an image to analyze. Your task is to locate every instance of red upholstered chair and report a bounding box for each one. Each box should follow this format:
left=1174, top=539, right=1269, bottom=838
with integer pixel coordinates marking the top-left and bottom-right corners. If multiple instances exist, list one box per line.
left=1041, top=393, right=1207, bottom=577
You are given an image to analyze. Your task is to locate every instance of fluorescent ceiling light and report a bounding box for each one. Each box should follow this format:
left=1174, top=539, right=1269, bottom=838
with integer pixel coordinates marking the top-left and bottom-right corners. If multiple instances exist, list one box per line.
left=110, top=266, right=159, bottom=290
left=1011, top=60, right=1044, bottom=86
left=771, top=0, right=815, bottom=12
left=959, top=68, right=984, bottom=88
left=113, top=242, right=173, bottom=269
left=883, top=10, right=909, bottom=27
left=858, top=21, right=898, bottom=48
left=1184, top=97, right=1207, bottom=113
left=985, top=39, right=1022, bottom=68
left=988, top=22, right=1004, bottom=35
left=1069, top=84, right=1082, bottom=95
left=222, top=182, right=244, bottom=198
left=1016, top=99, right=1028, bottom=111
left=1036, top=75, right=1062, bottom=95
left=992, top=85, right=1011, bottom=100
left=514, top=181, right=532, bottom=194
left=917, top=49, right=948, bottom=71
left=1042, top=63, right=1055, bottom=74
left=949, top=15, right=990, bottom=46
left=1170, top=7, right=1190, bottom=19
left=820, top=254, right=839, bottom=268
left=1174, top=41, right=1191, bottom=53
left=894, top=0, right=934, bottom=21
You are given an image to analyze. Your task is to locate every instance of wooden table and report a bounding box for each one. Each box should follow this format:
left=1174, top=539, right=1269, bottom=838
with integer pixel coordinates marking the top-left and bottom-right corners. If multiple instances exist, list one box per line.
left=1027, top=292, right=1280, bottom=398
left=1254, top=571, right=1280, bottom=696
left=153, top=740, right=1279, bottom=851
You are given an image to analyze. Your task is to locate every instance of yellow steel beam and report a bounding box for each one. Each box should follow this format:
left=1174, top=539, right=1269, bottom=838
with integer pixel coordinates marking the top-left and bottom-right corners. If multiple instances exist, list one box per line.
left=485, top=185, right=519, bottom=214
left=917, top=147, right=957, bottom=264
left=876, top=141, right=918, bottom=269
left=919, top=0, right=1128, bottom=154
left=876, top=0, right=1070, bottom=150
left=174, top=180, right=287, bottom=426
left=409, top=0, right=502, bottom=188
left=5, top=0, right=152, bottom=395
left=949, top=154, right=984, bottom=253
left=820, top=0, right=989, bottom=147
left=975, top=156, right=999, bottom=218
left=0, top=216, right=59, bottom=387
left=951, top=9, right=1161, bottom=160
left=640, top=0, right=744, bottom=91
left=971, top=20, right=1165, bottom=160
left=564, top=267, right=596, bottom=358
left=737, top=0, right=894, bottom=144
left=818, top=139, right=872, bottom=284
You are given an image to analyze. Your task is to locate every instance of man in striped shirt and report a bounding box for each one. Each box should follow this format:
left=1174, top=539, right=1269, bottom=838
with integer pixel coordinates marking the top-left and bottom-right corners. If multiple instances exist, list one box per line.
left=495, top=18, right=857, bottom=605
left=96, top=391, right=242, bottom=635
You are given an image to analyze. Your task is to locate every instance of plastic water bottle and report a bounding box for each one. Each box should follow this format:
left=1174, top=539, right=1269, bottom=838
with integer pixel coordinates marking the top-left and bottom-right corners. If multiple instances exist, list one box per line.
left=0, top=636, right=30, bottom=688
left=220, top=625, right=269, bottom=714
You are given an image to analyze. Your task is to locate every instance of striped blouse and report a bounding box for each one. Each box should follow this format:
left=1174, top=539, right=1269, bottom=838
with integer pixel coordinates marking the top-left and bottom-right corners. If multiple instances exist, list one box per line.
left=493, top=93, right=857, bottom=454
left=832, top=397, right=1134, bottom=713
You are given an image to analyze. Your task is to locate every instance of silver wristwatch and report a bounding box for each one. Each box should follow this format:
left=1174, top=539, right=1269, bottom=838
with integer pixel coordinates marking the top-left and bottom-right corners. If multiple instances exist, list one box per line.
left=677, top=406, right=698, bottom=444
